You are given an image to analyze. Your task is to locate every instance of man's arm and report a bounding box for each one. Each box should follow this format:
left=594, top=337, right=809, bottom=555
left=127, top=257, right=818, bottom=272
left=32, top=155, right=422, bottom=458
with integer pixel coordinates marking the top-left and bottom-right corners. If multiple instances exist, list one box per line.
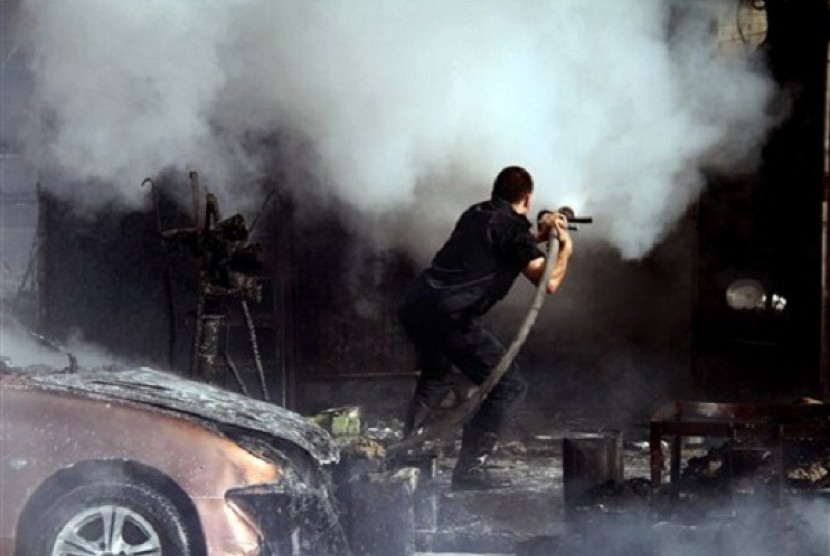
left=523, top=213, right=573, bottom=294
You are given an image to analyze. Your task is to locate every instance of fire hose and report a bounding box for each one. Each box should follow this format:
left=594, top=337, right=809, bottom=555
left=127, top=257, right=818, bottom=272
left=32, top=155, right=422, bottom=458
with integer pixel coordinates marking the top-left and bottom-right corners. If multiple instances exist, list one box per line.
left=386, top=228, right=563, bottom=456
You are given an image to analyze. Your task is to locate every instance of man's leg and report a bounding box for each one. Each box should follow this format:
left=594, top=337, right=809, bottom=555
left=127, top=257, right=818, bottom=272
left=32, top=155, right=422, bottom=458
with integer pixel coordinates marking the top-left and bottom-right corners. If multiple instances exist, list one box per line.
left=399, top=307, right=456, bottom=437
left=404, top=349, right=456, bottom=437
left=443, top=320, right=528, bottom=489
left=446, top=319, right=528, bottom=433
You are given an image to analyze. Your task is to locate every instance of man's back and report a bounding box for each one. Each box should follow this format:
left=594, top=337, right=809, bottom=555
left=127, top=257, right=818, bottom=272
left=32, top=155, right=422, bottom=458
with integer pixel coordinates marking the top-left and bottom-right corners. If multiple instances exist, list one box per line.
left=409, top=197, right=542, bottom=320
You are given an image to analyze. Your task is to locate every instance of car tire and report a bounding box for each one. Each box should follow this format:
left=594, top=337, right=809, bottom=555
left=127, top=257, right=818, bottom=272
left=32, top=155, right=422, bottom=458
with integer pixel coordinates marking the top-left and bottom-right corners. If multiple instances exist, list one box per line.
left=17, top=479, right=198, bottom=556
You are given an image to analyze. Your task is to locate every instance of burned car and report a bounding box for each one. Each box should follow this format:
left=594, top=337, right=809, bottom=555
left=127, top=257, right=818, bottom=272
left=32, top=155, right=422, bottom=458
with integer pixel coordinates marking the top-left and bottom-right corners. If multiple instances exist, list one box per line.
left=0, top=365, right=349, bottom=556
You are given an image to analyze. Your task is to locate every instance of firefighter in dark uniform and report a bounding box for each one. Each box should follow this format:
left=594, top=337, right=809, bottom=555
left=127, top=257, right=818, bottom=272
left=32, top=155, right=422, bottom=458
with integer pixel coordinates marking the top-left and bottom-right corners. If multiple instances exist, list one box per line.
left=398, top=165, right=573, bottom=490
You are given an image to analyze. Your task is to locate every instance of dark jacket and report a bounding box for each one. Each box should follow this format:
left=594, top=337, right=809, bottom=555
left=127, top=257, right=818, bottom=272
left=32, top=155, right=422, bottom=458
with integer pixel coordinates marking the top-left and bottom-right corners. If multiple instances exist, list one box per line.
left=402, top=198, right=543, bottom=322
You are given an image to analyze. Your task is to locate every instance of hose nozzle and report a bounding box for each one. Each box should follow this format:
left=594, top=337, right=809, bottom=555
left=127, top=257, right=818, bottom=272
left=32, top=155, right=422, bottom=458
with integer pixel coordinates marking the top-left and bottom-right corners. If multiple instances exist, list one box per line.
left=537, top=206, right=593, bottom=231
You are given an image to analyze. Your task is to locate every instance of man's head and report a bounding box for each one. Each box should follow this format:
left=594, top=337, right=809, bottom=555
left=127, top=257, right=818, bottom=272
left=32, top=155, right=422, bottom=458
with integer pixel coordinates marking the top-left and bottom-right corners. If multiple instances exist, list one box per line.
left=492, top=166, right=533, bottom=203
left=492, top=166, right=533, bottom=213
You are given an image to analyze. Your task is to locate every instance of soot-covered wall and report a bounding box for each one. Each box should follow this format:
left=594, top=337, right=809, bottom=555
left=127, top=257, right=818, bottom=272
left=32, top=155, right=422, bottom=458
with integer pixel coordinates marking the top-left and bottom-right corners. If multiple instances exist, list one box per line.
left=39, top=193, right=176, bottom=367
left=694, top=0, right=827, bottom=400
left=37, top=186, right=421, bottom=413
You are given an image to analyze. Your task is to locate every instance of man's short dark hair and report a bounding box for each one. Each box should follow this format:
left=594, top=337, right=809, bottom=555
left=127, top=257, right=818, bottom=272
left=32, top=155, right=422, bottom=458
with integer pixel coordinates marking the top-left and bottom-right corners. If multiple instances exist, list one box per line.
left=492, top=166, right=533, bottom=203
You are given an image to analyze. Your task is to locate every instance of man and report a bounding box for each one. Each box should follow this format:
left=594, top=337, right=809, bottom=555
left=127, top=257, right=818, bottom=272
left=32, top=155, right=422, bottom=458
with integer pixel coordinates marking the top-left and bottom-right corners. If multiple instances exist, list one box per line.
left=398, top=165, right=573, bottom=490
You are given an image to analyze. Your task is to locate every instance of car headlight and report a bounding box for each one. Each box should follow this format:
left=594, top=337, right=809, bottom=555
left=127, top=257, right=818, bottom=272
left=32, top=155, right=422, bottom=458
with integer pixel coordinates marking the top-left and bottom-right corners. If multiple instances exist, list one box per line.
left=226, top=483, right=302, bottom=556
left=226, top=481, right=348, bottom=556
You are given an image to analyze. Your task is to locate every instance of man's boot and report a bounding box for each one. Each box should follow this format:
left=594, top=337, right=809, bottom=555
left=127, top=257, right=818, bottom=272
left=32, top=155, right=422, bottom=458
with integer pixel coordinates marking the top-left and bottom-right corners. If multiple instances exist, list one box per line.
left=403, top=400, right=432, bottom=438
left=451, top=426, right=510, bottom=490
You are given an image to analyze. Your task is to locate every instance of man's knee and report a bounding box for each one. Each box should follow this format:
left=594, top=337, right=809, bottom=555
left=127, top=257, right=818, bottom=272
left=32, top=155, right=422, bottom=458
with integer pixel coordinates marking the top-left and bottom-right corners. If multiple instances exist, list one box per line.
left=507, top=371, right=528, bottom=404
left=470, top=371, right=527, bottom=434
left=492, top=368, right=528, bottom=405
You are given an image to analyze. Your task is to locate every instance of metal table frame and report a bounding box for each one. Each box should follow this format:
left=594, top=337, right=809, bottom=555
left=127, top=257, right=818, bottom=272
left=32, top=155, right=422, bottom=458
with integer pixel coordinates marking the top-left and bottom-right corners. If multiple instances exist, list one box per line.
left=649, top=401, right=830, bottom=489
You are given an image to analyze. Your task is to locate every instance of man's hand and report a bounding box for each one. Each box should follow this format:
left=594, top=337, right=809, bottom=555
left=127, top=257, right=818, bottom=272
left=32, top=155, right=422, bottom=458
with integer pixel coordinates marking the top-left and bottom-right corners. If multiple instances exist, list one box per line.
left=551, top=212, right=573, bottom=255
left=526, top=211, right=574, bottom=294
left=536, top=212, right=555, bottom=242
left=539, top=212, right=572, bottom=252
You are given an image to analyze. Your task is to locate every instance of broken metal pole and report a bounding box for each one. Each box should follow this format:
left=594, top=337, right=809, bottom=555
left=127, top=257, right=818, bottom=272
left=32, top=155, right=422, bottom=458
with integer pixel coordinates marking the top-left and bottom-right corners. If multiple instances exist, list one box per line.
left=221, top=350, right=250, bottom=396
left=242, top=299, right=269, bottom=401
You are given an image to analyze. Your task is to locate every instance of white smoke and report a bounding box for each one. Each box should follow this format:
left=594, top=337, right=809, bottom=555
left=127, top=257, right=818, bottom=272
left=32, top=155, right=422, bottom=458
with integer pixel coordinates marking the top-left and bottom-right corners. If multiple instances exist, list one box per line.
left=0, top=323, right=119, bottom=369
left=15, top=0, right=775, bottom=258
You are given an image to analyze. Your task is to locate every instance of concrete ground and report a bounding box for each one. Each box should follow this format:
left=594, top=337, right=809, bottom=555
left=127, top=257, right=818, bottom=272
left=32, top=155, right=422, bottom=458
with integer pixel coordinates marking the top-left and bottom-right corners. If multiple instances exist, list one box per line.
left=404, top=426, right=830, bottom=556
left=403, top=424, right=656, bottom=556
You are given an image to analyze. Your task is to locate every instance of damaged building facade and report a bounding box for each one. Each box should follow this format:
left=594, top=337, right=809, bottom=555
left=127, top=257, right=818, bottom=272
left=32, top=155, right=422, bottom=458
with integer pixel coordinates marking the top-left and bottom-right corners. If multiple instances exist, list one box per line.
left=12, top=0, right=828, bottom=425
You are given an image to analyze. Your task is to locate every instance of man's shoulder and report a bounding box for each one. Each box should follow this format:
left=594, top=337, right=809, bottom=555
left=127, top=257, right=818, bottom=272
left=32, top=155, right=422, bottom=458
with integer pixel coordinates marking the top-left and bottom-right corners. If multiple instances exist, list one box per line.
left=461, top=199, right=494, bottom=214
left=455, top=200, right=494, bottom=226
left=456, top=199, right=530, bottom=236
left=461, top=199, right=518, bottom=220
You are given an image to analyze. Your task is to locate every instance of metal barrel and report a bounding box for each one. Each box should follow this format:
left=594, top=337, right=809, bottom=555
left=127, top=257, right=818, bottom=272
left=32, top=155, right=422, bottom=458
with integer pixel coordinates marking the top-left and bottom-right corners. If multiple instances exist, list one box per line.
left=562, top=432, right=623, bottom=507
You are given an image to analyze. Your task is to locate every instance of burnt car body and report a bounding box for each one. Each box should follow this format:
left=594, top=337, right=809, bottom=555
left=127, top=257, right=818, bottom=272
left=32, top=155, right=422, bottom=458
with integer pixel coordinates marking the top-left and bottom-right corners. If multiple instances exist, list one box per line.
left=0, top=365, right=349, bottom=556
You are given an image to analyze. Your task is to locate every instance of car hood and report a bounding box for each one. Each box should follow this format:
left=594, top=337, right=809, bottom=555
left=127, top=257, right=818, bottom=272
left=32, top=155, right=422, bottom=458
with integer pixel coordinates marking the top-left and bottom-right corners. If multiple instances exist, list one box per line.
left=16, top=366, right=339, bottom=465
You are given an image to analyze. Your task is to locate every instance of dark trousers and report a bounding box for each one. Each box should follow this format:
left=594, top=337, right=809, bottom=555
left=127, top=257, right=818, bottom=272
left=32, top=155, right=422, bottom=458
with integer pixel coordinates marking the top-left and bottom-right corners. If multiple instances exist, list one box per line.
left=399, top=304, right=527, bottom=434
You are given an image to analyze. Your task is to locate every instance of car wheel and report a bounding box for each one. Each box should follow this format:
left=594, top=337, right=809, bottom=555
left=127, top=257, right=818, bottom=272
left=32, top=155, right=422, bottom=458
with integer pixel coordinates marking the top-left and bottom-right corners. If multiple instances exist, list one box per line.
left=19, top=480, right=197, bottom=556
